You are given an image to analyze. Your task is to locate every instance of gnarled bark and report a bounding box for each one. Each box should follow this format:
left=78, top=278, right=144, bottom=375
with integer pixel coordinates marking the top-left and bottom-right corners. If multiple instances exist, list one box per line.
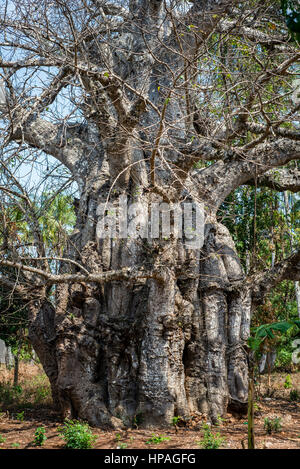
left=29, top=194, right=251, bottom=427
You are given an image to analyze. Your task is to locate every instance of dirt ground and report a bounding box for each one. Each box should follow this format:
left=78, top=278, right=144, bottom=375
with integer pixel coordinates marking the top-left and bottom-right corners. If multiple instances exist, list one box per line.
left=0, top=364, right=299, bottom=449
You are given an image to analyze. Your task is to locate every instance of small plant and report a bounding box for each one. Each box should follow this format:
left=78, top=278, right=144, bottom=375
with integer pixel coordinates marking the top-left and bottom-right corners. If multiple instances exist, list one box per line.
left=13, top=385, right=23, bottom=395
left=34, top=426, right=47, bottom=446
left=289, top=389, right=299, bottom=402
left=171, top=415, right=182, bottom=433
left=284, top=374, right=292, bottom=389
left=58, top=419, right=97, bottom=449
left=146, top=434, right=170, bottom=445
left=197, top=424, right=225, bottom=449
left=215, top=415, right=225, bottom=426
left=0, top=434, right=6, bottom=444
left=264, top=417, right=282, bottom=435
left=11, top=442, right=20, bottom=448
left=15, top=411, right=24, bottom=421
left=171, top=416, right=182, bottom=426
left=117, top=442, right=128, bottom=449
left=115, top=433, right=122, bottom=442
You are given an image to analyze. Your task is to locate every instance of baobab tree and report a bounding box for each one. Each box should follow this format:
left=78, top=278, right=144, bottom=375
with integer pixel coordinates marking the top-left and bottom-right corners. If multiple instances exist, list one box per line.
left=0, top=0, right=299, bottom=428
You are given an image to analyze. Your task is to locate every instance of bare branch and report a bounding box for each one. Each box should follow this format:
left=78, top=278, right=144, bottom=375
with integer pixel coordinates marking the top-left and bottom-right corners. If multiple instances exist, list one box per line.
left=246, top=168, right=300, bottom=193
left=0, top=259, right=164, bottom=285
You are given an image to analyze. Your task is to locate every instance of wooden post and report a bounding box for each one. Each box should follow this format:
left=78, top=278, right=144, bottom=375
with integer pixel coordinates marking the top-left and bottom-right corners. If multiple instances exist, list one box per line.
left=248, top=355, right=255, bottom=449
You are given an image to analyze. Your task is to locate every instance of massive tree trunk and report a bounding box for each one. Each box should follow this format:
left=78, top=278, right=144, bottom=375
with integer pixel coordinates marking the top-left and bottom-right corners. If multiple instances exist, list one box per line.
left=29, top=187, right=251, bottom=427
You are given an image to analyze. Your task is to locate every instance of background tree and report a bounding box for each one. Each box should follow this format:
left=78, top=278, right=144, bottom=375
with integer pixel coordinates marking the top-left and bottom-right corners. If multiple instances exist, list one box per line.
left=0, top=0, right=299, bottom=427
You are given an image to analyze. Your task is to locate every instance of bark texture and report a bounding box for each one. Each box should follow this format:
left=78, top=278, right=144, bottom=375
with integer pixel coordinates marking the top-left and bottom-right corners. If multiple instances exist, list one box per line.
left=30, top=192, right=251, bottom=426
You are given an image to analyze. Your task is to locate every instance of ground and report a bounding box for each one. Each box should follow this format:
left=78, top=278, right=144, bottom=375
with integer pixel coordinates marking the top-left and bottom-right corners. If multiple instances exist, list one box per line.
left=0, top=363, right=299, bottom=449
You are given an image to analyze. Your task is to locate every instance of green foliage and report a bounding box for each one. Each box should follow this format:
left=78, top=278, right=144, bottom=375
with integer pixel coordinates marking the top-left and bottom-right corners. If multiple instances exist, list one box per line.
left=248, top=320, right=300, bottom=354
left=0, top=372, right=51, bottom=408
left=264, top=417, right=282, bottom=434
left=38, top=192, right=76, bottom=253
left=289, top=389, right=299, bottom=401
left=0, top=384, right=20, bottom=406
left=15, top=410, right=24, bottom=421
left=0, top=434, right=6, bottom=444
left=34, top=426, right=47, bottom=446
left=284, top=374, right=293, bottom=389
left=11, top=442, right=20, bottom=448
left=171, top=416, right=182, bottom=426
left=253, top=402, right=261, bottom=412
left=145, top=434, right=170, bottom=445
left=275, top=348, right=293, bottom=370
left=215, top=415, right=225, bottom=426
left=281, top=0, right=300, bottom=41
left=58, top=419, right=97, bottom=449
left=220, top=183, right=300, bottom=373
left=0, top=191, right=76, bottom=351
left=117, top=443, right=128, bottom=449
left=197, top=424, right=225, bottom=449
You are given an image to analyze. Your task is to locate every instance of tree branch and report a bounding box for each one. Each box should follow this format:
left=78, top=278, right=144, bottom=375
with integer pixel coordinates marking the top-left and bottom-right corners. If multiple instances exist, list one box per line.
left=246, top=168, right=300, bottom=193
left=9, top=118, right=97, bottom=177
left=0, top=259, right=164, bottom=286
left=192, top=139, right=300, bottom=210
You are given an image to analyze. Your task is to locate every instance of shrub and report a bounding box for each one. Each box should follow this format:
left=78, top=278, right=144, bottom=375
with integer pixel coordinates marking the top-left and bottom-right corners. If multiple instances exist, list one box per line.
left=275, top=349, right=293, bottom=370
left=197, top=424, right=225, bottom=449
left=146, top=434, right=170, bottom=445
left=58, top=419, right=97, bottom=449
left=171, top=416, right=183, bottom=432
left=284, top=374, right=292, bottom=389
left=117, top=442, right=128, bottom=449
left=15, top=411, right=24, bottom=421
left=0, top=383, right=22, bottom=406
left=264, top=417, right=282, bottom=434
left=289, top=389, right=299, bottom=402
left=0, top=370, right=51, bottom=408
left=171, top=416, right=181, bottom=426
left=34, top=426, right=47, bottom=446
left=11, top=442, right=20, bottom=448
